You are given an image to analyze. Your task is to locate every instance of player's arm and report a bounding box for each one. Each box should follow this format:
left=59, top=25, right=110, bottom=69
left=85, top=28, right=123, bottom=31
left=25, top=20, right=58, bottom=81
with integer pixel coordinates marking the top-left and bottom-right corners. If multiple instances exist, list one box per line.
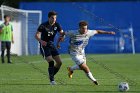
left=59, top=30, right=65, bottom=41
left=96, top=30, right=115, bottom=35
left=56, top=23, right=66, bottom=48
left=11, top=32, right=14, bottom=43
left=57, top=23, right=65, bottom=42
left=35, top=31, right=47, bottom=46
left=11, top=25, right=14, bottom=43
left=57, top=31, right=66, bottom=49
left=0, top=29, right=2, bottom=33
left=0, top=25, right=3, bottom=33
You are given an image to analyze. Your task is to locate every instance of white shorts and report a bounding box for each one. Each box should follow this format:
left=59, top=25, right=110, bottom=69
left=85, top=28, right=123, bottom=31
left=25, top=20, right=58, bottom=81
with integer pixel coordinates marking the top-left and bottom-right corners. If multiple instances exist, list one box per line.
left=69, top=50, right=86, bottom=65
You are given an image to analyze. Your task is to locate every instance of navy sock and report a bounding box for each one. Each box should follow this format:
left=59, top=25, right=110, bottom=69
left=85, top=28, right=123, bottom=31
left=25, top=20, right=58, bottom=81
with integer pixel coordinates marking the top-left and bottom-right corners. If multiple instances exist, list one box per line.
left=48, top=61, right=54, bottom=81
left=54, top=67, right=59, bottom=75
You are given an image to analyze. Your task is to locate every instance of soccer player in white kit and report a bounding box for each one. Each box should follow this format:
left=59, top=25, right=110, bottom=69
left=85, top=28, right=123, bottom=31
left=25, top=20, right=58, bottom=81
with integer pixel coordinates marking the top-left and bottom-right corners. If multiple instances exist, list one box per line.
left=57, top=21, right=115, bottom=85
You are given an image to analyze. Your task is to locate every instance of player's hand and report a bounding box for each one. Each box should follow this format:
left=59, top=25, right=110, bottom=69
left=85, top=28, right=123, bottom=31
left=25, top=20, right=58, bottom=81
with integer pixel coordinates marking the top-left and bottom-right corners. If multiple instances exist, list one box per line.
left=40, top=40, right=47, bottom=46
left=0, top=30, right=2, bottom=33
left=110, top=31, right=115, bottom=35
left=57, top=43, right=61, bottom=49
left=59, top=37, right=64, bottom=42
left=12, top=40, right=14, bottom=44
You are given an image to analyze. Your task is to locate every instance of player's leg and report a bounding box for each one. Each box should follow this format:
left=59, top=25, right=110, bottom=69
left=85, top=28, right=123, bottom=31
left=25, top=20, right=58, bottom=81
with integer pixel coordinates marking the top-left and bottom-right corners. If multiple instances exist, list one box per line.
left=51, top=44, right=62, bottom=76
left=40, top=45, right=56, bottom=85
left=69, top=52, right=87, bottom=72
left=52, top=55, right=62, bottom=75
left=67, top=53, right=83, bottom=78
left=69, top=64, right=80, bottom=71
left=67, top=64, right=80, bottom=78
left=6, top=42, right=12, bottom=63
left=45, top=56, right=55, bottom=83
left=79, top=63, right=98, bottom=85
left=1, top=42, right=6, bottom=63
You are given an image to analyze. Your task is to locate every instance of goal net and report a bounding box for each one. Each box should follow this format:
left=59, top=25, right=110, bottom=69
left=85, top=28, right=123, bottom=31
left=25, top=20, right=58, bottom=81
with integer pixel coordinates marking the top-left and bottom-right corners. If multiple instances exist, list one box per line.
left=0, top=5, right=42, bottom=56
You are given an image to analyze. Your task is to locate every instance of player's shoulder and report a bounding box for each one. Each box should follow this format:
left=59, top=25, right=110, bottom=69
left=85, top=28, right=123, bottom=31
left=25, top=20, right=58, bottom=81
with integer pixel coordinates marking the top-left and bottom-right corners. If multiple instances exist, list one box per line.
left=9, top=22, right=13, bottom=26
left=87, top=29, right=97, bottom=33
left=88, top=29, right=96, bottom=32
left=55, top=22, right=61, bottom=26
left=86, top=29, right=97, bottom=36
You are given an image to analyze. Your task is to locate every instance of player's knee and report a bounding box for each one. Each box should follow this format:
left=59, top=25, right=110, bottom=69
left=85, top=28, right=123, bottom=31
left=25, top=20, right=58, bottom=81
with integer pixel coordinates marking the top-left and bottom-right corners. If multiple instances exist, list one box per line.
left=48, top=61, right=54, bottom=67
left=46, top=56, right=53, bottom=62
left=57, top=61, right=62, bottom=67
left=79, top=63, right=89, bottom=73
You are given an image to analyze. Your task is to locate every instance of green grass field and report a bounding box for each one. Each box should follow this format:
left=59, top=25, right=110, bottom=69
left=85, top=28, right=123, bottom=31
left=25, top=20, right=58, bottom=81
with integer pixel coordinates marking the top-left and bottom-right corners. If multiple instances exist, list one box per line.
left=0, top=54, right=140, bottom=93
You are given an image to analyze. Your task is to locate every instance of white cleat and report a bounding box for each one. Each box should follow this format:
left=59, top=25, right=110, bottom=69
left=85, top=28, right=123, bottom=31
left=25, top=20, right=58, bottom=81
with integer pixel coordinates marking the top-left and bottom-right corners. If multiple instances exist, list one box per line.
left=50, top=81, right=57, bottom=85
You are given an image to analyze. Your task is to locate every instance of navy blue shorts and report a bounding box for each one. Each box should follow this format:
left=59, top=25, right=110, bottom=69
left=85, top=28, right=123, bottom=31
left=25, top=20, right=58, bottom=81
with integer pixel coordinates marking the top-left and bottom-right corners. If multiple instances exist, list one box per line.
left=40, top=42, right=59, bottom=58
left=1, top=41, right=11, bottom=51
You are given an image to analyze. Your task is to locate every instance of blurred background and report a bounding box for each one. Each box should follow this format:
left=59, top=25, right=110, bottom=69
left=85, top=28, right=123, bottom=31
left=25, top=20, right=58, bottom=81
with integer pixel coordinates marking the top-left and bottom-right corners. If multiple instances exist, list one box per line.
left=0, top=0, right=140, bottom=55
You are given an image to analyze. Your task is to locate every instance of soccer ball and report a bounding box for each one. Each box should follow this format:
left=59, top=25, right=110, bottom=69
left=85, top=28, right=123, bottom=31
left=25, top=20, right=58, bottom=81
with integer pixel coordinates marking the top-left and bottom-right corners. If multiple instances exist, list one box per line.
left=118, top=82, right=129, bottom=92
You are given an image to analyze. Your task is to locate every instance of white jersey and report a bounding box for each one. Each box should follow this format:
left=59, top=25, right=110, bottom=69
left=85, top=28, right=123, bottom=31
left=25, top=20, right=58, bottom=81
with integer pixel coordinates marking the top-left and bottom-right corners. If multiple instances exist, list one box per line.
left=66, top=30, right=97, bottom=54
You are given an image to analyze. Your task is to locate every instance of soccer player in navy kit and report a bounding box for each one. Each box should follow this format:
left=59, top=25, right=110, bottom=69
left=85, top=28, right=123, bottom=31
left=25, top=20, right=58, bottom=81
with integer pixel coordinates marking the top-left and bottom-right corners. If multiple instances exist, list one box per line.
left=35, top=11, right=63, bottom=85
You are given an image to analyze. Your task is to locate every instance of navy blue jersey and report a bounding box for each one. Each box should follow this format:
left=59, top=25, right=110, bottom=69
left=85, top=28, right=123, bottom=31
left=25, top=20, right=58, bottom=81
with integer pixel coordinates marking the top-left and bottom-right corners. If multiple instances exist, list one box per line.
left=37, top=21, right=62, bottom=42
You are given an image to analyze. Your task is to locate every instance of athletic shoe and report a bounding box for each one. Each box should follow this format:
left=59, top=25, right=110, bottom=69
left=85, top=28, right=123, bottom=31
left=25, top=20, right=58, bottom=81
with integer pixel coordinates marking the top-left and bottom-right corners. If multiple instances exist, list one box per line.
left=67, top=67, right=73, bottom=78
left=50, top=81, right=57, bottom=85
left=8, top=61, right=12, bottom=64
left=93, top=81, right=99, bottom=85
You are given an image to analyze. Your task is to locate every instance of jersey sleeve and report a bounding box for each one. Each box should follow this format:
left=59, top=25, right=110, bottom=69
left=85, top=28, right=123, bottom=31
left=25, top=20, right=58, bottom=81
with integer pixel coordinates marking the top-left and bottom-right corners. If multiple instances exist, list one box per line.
left=37, top=24, right=44, bottom=32
left=87, top=30, right=98, bottom=37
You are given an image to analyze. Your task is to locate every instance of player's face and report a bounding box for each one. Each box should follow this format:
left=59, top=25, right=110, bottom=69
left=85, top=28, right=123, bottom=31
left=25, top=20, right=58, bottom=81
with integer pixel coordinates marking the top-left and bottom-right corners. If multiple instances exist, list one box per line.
left=79, top=25, right=88, bottom=34
left=4, top=17, right=10, bottom=22
left=48, top=15, right=57, bottom=25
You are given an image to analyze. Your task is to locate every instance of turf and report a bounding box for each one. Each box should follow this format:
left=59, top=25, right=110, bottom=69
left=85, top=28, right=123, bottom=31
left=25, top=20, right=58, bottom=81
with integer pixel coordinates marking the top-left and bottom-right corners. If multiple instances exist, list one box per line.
left=0, top=54, right=140, bottom=93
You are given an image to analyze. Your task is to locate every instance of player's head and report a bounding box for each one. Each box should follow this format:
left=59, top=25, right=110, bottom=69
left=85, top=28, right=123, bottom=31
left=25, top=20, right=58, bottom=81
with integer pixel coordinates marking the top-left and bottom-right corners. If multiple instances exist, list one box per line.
left=4, top=15, right=11, bottom=22
left=79, top=21, right=88, bottom=34
left=48, top=11, right=57, bottom=25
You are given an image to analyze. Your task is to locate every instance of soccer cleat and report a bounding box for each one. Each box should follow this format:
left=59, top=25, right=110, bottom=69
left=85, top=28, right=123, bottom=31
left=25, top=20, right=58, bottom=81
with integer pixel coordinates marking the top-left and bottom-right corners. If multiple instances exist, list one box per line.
left=8, top=60, right=12, bottom=64
left=67, top=67, right=73, bottom=78
left=8, top=61, right=12, bottom=64
left=50, top=81, right=57, bottom=85
left=93, top=81, right=99, bottom=85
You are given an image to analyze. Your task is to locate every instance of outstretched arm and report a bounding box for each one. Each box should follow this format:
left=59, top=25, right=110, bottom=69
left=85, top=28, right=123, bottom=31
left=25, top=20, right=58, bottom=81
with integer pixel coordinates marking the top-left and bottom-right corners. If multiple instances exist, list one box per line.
left=96, top=30, right=115, bottom=35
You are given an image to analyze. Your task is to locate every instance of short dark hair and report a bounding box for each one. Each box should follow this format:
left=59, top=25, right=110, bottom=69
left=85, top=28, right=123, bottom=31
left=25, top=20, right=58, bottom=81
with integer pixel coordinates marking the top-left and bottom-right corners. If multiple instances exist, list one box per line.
left=4, top=15, right=10, bottom=19
left=48, top=11, right=57, bottom=18
left=79, top=21, right=88, bottom=27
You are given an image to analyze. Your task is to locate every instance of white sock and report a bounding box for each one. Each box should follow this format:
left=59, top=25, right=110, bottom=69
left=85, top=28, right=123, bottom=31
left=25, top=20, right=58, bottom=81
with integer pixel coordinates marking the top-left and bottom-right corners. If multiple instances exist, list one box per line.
left=86, top=72, right=96, bottom=82
left=70, top=65, right=80, bottom=71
